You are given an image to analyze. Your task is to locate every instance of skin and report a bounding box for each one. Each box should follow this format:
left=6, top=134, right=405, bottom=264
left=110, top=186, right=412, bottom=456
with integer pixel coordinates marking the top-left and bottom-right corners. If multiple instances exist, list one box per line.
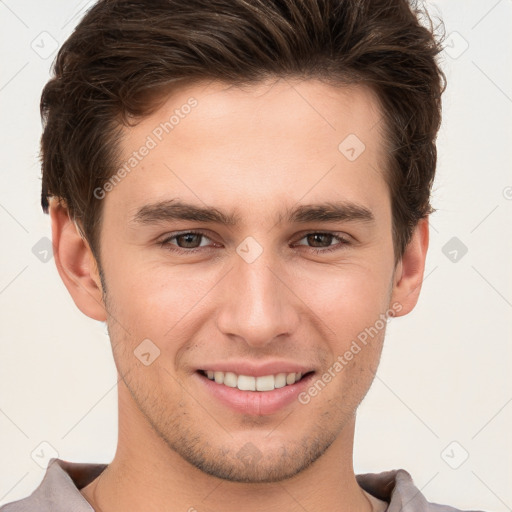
left=50, top=78, right=429, bottom=512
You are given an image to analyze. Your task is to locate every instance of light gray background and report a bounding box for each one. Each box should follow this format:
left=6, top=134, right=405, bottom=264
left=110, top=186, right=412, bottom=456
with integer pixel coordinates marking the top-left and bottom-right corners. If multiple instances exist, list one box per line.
left=1, top=0, right=511, bottom=509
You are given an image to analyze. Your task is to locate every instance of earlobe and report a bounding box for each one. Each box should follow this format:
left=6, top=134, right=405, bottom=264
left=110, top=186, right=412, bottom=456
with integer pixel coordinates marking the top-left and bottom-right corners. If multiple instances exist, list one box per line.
left=390, top=217, right=430, bottom=317
left=49, top=198, right=107, bottom=322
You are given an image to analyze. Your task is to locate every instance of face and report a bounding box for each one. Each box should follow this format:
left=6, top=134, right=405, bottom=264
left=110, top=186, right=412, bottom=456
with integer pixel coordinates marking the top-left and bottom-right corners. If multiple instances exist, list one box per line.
left=93, top=78, right=400, bottom=482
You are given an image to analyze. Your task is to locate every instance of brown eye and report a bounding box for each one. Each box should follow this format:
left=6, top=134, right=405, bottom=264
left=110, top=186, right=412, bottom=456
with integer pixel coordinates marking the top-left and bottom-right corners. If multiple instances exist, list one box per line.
left=159, top=231, right=214, bottom=253
left=295, top=232, right=350, bottom=254
left=174, top=233, right=204, bottom=248
left=305, top=233, right=335, bottom=248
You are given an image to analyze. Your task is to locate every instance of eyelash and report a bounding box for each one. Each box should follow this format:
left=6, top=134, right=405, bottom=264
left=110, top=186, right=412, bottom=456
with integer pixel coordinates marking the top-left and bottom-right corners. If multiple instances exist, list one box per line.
left=158, top=230, right=351, bottom=255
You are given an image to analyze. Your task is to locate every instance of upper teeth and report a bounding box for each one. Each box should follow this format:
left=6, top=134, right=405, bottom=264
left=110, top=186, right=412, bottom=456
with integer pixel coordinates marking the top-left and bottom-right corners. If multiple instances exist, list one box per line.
left=205, top=371, right=303, bottom=391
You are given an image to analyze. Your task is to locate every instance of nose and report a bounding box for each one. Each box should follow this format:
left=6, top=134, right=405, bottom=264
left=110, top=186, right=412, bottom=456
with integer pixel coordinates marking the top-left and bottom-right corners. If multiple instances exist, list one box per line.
left=215, top=244, right=300, bottom=348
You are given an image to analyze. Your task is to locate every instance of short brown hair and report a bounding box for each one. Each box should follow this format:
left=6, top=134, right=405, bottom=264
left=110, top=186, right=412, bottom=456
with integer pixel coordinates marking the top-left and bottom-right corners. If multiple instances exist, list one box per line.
left=40, top=0, right=445, bottom=265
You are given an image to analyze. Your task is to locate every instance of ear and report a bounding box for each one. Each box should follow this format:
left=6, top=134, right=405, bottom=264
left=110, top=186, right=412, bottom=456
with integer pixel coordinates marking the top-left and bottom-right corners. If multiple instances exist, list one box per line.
left=390, top=216, right=430, bottom=317
left=49, top=198, right=107, bottom=321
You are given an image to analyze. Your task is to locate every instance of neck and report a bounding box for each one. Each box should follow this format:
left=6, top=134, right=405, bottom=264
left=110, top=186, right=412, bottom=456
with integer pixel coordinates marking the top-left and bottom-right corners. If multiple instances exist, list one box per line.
left=81, top=383, right=374, bottom=512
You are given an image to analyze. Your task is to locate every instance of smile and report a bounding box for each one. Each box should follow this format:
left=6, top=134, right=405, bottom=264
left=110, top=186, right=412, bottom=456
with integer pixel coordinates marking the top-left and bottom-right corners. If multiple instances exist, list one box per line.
left=199, top=370, right=307, bottom=391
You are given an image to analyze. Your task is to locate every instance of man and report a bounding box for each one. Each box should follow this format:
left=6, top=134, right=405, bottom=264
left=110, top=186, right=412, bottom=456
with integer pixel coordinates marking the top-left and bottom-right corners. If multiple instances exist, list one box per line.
left=1, top=0, right=484, bottom=510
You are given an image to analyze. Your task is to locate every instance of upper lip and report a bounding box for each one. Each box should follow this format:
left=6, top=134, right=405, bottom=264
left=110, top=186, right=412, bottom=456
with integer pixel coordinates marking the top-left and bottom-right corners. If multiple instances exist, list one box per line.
left=197, top=361, right=314, bottom=377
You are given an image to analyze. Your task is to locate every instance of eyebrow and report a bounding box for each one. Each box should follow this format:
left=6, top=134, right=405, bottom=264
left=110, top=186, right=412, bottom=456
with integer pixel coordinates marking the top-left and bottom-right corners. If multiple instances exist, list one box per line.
left=131, top=199, right=375, bottom=227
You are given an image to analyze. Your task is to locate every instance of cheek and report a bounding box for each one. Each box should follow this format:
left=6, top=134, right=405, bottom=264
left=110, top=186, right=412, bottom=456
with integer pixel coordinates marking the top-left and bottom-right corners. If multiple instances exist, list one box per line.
left=103, top=255, right=223, bottom=353
left=292, top=260, right=393, bottom=336
left=102, top=230, right=394, bottom=352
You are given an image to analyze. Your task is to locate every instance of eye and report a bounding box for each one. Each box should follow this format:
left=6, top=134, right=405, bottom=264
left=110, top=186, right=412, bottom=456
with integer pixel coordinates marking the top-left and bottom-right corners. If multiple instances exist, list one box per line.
left=294, top=232, right=351, bottom=253
left=158, top=230, right=351, bottom=255
left=159, top=231, right=216, bottom=253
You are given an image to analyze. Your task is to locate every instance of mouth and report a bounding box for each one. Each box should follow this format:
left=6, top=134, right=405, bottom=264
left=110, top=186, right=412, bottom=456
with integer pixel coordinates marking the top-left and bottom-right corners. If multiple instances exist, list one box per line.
left=197, top=369, right=314, bottom=391
left=194, top=363, right=316, bottom=415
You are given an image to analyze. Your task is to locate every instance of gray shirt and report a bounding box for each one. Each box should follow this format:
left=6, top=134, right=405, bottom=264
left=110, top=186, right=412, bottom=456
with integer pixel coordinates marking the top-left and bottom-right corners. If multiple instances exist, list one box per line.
left=0, top=458, right=485, bottom=511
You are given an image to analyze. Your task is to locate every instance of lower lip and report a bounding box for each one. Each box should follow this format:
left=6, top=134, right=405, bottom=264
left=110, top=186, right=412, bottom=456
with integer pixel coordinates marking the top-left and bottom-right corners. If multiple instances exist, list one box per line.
left=195, top=372, right=314, bottom=416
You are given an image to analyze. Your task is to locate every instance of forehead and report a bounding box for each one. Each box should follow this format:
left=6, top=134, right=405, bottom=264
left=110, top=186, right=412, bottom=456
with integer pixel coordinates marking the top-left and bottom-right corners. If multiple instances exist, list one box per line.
left=106, top=78, right=389, bottom=227
left=127, top=77, right=385, bottom=149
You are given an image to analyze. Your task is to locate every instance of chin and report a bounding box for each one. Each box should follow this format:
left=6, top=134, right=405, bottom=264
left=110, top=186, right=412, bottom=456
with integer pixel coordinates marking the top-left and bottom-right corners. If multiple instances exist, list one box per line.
left=163, top=429, right=336, bottom=484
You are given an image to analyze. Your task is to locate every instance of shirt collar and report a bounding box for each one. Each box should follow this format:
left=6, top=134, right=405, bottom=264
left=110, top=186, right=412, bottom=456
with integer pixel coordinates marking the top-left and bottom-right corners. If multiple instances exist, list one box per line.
left=4, top=458, right=433, bottom=512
